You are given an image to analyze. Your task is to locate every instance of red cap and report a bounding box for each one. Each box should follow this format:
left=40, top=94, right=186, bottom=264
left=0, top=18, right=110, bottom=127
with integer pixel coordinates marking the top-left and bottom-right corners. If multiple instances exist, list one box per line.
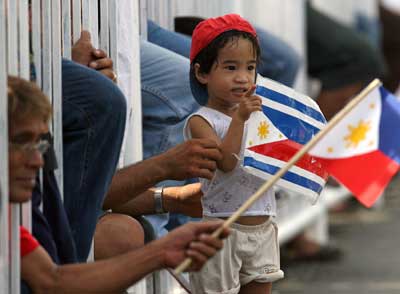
left=189, top=14, right=257, bottom=63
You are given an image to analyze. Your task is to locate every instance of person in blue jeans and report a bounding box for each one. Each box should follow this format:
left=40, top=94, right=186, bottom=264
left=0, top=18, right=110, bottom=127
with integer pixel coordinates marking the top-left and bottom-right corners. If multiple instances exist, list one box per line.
left=140, top=39, right=200, bottom=236
left=61, top=30, right=222, bottom=261
left=142, top=20, right=301, bottom=235
left=62, top=58, right=127, bottom=261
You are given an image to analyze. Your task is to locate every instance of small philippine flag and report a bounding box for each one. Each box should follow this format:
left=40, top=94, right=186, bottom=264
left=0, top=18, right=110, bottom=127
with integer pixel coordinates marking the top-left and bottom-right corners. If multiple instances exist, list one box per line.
left=309, top=84, right=400, bottom=207
left=244, top=75, right=329, bottom=203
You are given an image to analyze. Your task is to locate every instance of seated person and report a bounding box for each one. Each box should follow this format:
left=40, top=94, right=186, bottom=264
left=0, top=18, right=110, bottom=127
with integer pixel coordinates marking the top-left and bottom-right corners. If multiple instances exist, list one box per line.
left=53, top=31, right=222, bottom=262
left=7, top=75, right=229, bottom=293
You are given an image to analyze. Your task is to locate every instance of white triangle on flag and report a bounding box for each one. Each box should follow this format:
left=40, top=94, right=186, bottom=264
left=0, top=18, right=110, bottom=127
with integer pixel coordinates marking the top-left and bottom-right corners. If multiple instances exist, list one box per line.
left=245, top=111, right=287, bottom=149
left=310, top=87, right=381, bottom=158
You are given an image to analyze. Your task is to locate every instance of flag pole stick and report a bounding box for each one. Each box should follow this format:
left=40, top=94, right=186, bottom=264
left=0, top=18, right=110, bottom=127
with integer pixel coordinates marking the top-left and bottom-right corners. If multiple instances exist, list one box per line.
left=174, top=78, right=382, bottom=275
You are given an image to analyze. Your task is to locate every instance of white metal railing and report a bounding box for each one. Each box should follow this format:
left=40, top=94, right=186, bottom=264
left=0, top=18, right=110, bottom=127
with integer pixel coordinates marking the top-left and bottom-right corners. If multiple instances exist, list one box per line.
left=117, top=0, right=143, bottom=167
left=0, top=0, right=143, bottom=293
left=0, top=0, right=9, bottom=292
left=6, top=1, right=30, bottom=293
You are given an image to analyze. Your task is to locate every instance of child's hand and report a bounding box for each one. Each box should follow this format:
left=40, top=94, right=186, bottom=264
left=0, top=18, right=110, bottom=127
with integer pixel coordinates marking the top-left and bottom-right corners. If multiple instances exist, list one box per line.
left=235, top=85, right=262, bottom=122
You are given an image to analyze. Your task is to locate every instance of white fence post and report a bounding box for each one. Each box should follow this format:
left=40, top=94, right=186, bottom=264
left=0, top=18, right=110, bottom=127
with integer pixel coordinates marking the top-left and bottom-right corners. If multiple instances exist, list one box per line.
left=32, top=0, right=42, bottom=87
left=51, top=0, right=64, bottom=199
left=118, top=0, right=143, bottom=166
left=5, top=0, right=30, bottom=292
left=72, top=0, right=82, bottom=43
left=0, top=0, right=9, bottom=291
left=81, top=0, right=99, bottom=48
left=20, top=0, right=32, bottom=238
left=7, top=0, right=20, bottom=292
left=117, top=1, right=145, bottom=292
left=62, top=0, right=72, bottom=59
left=99, top=0, right=110, bottom=54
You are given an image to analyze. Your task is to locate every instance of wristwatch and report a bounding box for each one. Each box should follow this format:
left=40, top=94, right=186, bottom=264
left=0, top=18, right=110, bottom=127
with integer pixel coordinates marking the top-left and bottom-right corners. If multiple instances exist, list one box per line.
left=154, top=186, right=165, bottom=214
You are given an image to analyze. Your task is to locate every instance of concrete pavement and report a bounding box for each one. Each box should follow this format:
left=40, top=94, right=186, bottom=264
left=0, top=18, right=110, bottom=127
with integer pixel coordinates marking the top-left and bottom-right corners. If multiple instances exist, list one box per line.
left=275, top=175, right=400, bottom=294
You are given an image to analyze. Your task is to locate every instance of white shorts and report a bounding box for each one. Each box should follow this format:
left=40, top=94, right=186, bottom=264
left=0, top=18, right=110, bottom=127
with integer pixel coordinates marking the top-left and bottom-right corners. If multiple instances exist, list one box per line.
left=190, top=217, right=284, bottom=294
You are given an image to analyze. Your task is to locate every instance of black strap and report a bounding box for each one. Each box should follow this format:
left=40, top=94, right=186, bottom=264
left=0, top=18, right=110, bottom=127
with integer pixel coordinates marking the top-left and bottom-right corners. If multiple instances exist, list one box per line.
left=42, top=132, right=58, bottom=171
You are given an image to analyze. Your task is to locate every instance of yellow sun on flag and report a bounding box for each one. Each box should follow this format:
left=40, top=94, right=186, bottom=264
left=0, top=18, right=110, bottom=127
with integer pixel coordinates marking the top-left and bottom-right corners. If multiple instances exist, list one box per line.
left=344, top=120, right=371, bottom=148
left=257, top=121, right=269, bottom=140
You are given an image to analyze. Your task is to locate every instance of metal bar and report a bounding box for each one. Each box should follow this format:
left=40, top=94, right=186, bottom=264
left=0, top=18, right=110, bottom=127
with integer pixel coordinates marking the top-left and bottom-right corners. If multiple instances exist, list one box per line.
left=109, top=0, right=118, bottom=73
left=10, top=205, right=20, bottom=294
left=99, top=0, right=109, bottom=53
left=72, top=0, right=81, bottom=43
left=7, top=0, right=18, bottom=75
left=42, top=0, right=53, bottom=104
left=82, top=0, right=89, bottom=30
left=19, top=0, right=32, bottom=233
left=0, top=0, right=9, bottom=291
left=166, top=0, right=173, bottom=30
left=52, top=0, right=64, bottom=199
left=90, top=0, right=98, bottom=48
left=19, top=0, right=30, bottom=79
left=8, top=1, right=23, bottom=292
left=122, top=0, right=143, bottom=164
left=32, top=0, right=42, bottom=87
left=139, top=0, right=148, bottom=38
left=62, top=0, right=72, bottom=58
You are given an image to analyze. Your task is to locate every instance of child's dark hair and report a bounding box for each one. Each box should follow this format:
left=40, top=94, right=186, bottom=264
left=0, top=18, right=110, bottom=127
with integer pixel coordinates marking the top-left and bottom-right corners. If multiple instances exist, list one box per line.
left=190, top=30, right=260, bottom=95
left=191, top=30, right=260, bottom=80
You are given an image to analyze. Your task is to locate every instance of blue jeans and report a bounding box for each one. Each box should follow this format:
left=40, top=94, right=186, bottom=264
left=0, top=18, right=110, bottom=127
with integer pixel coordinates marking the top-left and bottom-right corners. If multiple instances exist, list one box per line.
left=140, top=40, right=199, bottom=159
left=62, top=59, right=126, bottom=261
left=144, top=21, right=301, bottom=233
left=255, top=27, right=301, bottom=87
left=140, top=40, right=199, bottom=236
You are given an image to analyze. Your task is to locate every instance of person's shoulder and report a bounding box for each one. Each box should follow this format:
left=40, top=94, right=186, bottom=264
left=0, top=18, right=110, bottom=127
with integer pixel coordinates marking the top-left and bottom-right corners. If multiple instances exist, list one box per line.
left=195, top=106, right=230, bottom=121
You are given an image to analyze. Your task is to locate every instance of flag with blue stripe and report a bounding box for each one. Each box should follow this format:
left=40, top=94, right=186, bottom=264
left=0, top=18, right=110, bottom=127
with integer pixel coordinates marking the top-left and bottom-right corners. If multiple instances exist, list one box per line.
left=243, top=75, right=329, bottom=203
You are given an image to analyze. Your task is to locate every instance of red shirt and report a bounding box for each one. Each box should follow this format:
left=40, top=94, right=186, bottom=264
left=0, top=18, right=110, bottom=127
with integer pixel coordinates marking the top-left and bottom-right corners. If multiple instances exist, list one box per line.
left=20, top=226, right=39, bottom=257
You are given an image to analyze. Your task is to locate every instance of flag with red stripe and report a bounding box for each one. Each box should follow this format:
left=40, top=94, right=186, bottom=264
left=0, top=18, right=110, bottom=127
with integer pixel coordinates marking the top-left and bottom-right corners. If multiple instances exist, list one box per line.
left=244, top=75, right=329, bottom=203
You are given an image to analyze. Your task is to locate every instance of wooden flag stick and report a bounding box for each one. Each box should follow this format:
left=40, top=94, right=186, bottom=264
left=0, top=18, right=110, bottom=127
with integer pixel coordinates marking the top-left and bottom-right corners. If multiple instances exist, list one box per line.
left=174, top=78, right=382, bottom=275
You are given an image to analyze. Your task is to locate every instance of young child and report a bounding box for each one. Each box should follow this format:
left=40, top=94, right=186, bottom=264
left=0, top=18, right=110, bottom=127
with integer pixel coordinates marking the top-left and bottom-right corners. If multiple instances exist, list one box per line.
left=184, top=14, right=284, bottom=294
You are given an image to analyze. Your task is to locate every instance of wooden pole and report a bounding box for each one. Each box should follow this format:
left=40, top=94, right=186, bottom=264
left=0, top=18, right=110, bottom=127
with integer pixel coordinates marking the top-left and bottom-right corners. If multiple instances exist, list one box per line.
left=174, top=78, right=382, bottom=274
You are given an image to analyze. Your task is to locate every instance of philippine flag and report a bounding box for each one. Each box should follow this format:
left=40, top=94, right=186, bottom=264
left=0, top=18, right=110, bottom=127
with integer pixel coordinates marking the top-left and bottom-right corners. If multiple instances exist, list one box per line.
left=244, top=75, right=329, bottom=203
left=309, top=84, right=400, bottom=207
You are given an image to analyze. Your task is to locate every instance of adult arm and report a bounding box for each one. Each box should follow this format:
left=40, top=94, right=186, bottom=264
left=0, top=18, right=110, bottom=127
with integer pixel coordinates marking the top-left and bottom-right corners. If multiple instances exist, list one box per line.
left=110, top=183, right=203, bottom=217
left=22, top=221, right=228, bottom=293
left=103, top=139, right=221, bottom=209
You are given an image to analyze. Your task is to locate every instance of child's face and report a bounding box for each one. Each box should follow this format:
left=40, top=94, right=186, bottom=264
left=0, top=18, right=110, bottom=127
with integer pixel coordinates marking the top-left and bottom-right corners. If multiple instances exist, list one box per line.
left=196, top=37, right=257, bottom=106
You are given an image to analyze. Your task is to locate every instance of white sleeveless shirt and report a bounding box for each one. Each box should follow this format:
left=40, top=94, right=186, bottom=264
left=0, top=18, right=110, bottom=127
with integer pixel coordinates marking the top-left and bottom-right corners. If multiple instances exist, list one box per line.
left=184, top=107, right=276, bottom=218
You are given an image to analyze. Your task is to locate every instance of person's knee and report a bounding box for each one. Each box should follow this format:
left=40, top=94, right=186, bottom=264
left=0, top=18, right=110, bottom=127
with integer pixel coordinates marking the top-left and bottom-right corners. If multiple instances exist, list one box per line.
left=62, top=59, right=127, bottom=120
left=88, top=74, right=127, bottom=121
left=94, top=213, right=145, bottom=260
